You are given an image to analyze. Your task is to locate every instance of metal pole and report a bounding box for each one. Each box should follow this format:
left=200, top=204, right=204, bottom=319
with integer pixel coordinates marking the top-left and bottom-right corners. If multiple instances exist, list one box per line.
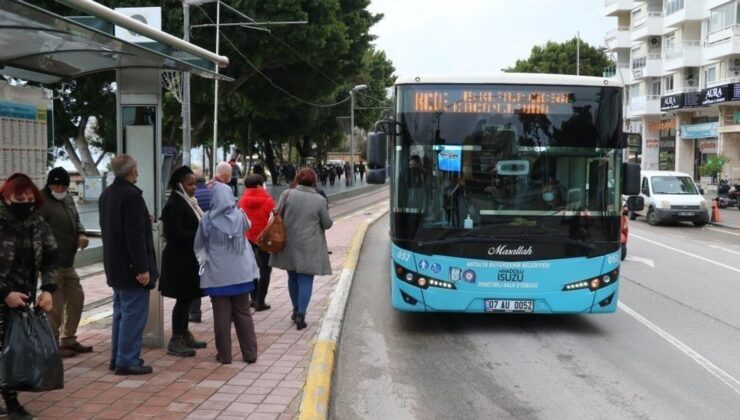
left=212, top=0, right=221, bottom=177
left=182, top=2, right=192, bottom=166
left=56, top=0, right=229, bottom=67
left=576, top=31, right=580, bottom=76
left=350, top=89, right=355, bottom=187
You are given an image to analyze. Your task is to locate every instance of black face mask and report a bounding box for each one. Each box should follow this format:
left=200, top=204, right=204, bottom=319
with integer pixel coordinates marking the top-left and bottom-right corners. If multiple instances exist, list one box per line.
left=8, top=202, right=35, bottom=220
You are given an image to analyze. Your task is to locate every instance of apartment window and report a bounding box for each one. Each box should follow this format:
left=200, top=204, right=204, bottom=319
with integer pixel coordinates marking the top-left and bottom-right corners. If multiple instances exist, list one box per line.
left=709, top=2, right=737, bottom=33
left=664, top=75, right=674, bottom=92
left=704, top=66, right=717, bottom=87
left=649, top=80, right=662, bottom=97
left=665, top=0, right=684, bottom=16
left=629, top=84, right=643, bottom=98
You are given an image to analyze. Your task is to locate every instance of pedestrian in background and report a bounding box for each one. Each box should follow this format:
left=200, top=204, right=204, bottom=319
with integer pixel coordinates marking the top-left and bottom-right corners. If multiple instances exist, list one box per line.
left=0, top=173, right=58, bottom=420
left=38, top=167, right=92, bottom=359
left=99, top=155, right=158, bottom=376
left=228, top=159, right=241, bottom=196
left=160, top=166, right=208, bottom=358
left=238, top=174, right=275, bottom=311
left=194, top=172, right=211, bottom=212
left=194, top=182, right=259, bottom=364
left=269, top=168, right=333, bottom=330
left=189, top=162, right=232, bottom=323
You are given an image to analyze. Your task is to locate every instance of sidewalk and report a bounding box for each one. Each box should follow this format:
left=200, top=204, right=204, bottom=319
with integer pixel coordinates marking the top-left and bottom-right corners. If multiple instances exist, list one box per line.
left=703, top=193, right=740, bottom=230
left=23, top=200, right=389, bottom=420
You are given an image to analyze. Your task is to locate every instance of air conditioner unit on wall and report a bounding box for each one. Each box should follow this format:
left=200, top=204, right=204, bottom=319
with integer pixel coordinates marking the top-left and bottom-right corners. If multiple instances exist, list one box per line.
left=649, top=37, right=660, bottom=47
left=731, top=58, right=740, bottom=76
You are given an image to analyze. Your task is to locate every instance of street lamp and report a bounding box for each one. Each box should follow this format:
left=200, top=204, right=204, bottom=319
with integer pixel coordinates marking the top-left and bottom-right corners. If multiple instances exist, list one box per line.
left=350, top=84, right=367, bottom=186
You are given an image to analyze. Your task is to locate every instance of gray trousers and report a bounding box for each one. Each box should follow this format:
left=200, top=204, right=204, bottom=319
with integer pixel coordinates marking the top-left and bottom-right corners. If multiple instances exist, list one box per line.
left=210, top=293, right=258, bottom=363
left=48, top=267, right=84, bottom=346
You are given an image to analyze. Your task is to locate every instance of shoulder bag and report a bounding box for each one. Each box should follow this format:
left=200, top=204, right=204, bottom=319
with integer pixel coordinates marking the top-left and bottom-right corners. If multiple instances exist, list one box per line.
left=257, top=191, right=289, bottom=253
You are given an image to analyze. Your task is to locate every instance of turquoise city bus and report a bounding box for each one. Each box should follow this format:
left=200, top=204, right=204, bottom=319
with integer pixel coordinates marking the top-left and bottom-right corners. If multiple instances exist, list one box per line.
left=366, top=73, right=642, bottom=313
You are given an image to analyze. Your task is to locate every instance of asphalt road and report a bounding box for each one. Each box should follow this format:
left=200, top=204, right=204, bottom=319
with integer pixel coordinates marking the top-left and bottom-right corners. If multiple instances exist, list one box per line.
left=331, top=214, right=740, bottom=419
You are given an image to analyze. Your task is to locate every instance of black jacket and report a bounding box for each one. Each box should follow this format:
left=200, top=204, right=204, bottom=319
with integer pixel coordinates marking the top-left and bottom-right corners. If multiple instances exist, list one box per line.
left=99, top=177, right=158, bottom=289
left=159, top=193, right=202, bottom=299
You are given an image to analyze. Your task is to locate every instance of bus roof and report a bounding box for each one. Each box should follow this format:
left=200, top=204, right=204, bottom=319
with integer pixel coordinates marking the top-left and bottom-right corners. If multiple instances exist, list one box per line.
left=395, top=73, right=622, bottom=88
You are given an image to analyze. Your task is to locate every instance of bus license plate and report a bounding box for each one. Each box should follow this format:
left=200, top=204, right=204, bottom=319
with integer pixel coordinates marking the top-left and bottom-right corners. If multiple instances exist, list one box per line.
left=484, top=299, right=534, bottom=313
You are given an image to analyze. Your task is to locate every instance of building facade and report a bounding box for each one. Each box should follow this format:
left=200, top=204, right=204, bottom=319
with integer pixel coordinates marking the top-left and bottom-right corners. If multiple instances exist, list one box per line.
left=604, top=0, right=740, bottom=185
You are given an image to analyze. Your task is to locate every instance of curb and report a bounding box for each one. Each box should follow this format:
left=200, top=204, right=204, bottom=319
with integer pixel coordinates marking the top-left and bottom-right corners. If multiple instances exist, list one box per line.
left=709, top=221, right=740, bottom=231
left=298, top=207, right=389, bottom=420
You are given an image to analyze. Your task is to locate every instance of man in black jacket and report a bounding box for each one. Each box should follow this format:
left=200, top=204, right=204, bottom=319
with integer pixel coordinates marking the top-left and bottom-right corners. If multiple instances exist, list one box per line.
left=99, top=155, right=158, bottom=375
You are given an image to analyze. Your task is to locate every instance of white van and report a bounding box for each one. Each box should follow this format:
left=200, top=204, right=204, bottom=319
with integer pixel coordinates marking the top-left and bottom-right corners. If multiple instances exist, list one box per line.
left=629, top=170, right=709, bottom=226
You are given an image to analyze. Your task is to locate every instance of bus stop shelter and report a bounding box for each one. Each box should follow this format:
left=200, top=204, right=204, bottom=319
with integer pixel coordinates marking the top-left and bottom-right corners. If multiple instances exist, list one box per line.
left=0, top=0, right=232, bottom=346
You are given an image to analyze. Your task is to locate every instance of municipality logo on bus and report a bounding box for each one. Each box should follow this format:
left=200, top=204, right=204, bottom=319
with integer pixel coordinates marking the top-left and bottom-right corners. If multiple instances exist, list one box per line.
left=487, top=245, right=534, bottom=256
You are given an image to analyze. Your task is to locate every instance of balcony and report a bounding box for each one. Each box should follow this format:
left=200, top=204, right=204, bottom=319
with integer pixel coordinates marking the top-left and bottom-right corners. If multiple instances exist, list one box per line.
left=704, top=25, right=740, bottom=61
left=604, top=0, right=636, bottom=16
left=628, top=95, right=662, bottom=117
left=632, top=53, right=663, bottom=79
left=663, top=40, right=703, bottom=71
left=605, top=27, right=632, bottom=50
left=631, top=12, right=664, bottom=42
left=603, top=63, right=633, bottom=83
left=708, top=76, right=740, bottom=88
left=664, top=0, right=707, bottom=27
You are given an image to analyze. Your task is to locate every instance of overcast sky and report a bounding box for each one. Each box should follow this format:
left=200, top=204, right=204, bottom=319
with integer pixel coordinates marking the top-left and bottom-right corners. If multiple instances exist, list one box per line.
left=367, top=0, right=611, bottom=77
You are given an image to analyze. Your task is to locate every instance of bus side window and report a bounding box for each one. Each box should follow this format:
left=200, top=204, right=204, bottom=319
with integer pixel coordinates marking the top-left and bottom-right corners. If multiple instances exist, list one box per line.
left=641, top=177, right=650, bottom=196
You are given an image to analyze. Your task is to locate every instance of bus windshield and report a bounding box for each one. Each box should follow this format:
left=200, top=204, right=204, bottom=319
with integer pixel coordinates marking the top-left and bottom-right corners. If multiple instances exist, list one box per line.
left=392, top=84, right=623, bottom=257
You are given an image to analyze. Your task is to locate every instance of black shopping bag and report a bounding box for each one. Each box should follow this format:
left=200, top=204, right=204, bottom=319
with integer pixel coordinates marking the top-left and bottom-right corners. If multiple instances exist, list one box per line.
left=0, top=307, right=64, bottom=392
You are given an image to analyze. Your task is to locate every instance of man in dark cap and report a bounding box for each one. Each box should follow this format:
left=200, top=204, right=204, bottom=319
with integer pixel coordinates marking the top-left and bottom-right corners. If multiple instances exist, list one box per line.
left=38, top=167, right=91, bottom=358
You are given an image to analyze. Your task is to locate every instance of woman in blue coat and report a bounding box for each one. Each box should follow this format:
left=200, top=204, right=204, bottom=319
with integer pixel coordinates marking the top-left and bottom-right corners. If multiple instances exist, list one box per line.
left=194, top=182, right=259, bottom=364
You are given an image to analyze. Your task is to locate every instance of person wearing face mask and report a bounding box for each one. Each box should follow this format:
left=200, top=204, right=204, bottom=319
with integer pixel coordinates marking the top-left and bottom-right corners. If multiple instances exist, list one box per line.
left=535, top=177, right=566, bottom=212
left=99, top=155, right=158, bottom=375
left=159, top=166, right=207, bottom=357
left=0, top=173, right=59, bottom=420
left=38, top=167, right=91, bottom=359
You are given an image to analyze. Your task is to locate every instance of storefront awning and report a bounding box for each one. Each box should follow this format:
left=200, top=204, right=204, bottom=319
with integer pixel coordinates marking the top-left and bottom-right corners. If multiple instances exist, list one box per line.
left=0, top=0, right=232, bottom=83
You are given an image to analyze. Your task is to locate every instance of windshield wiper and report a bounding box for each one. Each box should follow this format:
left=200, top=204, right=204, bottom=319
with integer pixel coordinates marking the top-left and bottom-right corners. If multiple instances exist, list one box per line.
left=415, top=234, right=596, bottom=250
left=416, top=235, right=525, bottom=247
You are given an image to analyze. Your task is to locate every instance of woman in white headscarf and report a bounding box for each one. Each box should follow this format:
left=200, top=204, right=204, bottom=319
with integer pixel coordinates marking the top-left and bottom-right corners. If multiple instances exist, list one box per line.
left=160, top=166, right=208, bottom=358
left=194, top=182, right=259, bottom=364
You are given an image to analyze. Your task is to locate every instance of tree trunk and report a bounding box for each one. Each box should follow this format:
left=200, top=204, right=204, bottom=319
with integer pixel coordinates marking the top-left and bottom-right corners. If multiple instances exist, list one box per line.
left=262, top=136, right=279, bottom=186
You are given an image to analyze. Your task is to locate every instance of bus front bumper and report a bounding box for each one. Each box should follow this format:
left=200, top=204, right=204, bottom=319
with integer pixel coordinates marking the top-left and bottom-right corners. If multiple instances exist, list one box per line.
left=391, top=278, right=619, bottom=314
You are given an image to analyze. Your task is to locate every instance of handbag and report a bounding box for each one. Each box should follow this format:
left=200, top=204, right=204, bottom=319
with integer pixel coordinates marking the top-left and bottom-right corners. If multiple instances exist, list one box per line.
left=0, top=306, right=64, bottom=392
left=257, top=191, right=289, bottom=253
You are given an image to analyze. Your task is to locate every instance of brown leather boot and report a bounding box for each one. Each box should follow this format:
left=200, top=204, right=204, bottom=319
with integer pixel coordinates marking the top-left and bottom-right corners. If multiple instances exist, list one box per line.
left=60, top=347, right=77, bottom=358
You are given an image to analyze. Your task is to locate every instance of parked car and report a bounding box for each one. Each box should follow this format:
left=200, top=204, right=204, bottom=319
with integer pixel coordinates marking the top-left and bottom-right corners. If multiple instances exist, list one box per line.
left=629, top=170, right=709, bottom=227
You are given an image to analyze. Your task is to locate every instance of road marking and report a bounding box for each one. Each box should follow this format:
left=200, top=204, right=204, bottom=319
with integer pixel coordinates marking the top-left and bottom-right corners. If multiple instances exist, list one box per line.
left=625, top=255, right=655, bottom=268
left=78, top=309, right=113, bottom=327
left=619, top=302, right=740, bottom=396
left=630, top=233, right=740, bottom=274
left=708, top=244, right=740, bottom=257
left=707, top=227, right=740, bottom=238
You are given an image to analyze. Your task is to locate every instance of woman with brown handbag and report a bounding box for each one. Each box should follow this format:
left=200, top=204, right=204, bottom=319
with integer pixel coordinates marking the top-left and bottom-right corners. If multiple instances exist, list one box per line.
left=269, top=168, right=333, bottom=330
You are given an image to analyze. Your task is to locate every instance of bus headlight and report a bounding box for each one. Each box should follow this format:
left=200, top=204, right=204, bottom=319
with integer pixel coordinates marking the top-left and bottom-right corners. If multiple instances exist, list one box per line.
left=562, top=268, right=619, bottom=291
left=394, top=263, right=457, bottom=290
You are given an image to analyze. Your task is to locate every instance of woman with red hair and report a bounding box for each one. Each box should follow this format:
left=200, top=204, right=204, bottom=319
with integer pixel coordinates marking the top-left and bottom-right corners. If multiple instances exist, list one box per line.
left=0, top=173, right=59, bottom=419
left=269, top=168, right=333, bottom=330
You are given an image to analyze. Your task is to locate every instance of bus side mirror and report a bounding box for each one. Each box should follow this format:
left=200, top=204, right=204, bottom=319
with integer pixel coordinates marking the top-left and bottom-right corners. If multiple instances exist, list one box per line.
left=622, top=162, right=640, bottom=195
left=626, top=195, right=644, bottom=212
left=367, top=132, right=387, bottom=185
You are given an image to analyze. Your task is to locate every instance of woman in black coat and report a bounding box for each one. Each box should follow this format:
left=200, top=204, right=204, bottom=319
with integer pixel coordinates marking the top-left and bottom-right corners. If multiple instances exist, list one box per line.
left=160, top=166, right=207, bottom=357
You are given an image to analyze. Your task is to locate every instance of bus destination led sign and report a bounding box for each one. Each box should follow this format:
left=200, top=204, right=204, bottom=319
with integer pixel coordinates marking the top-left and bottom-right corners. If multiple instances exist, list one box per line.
left=413, top=90, right=574, bottom=114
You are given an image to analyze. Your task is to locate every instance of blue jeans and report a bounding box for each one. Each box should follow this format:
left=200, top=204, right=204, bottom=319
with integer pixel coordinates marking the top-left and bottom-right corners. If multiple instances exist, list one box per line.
left=287, top=271, right=314, bottom=316
left=111, top=287, right=150, bottom=368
